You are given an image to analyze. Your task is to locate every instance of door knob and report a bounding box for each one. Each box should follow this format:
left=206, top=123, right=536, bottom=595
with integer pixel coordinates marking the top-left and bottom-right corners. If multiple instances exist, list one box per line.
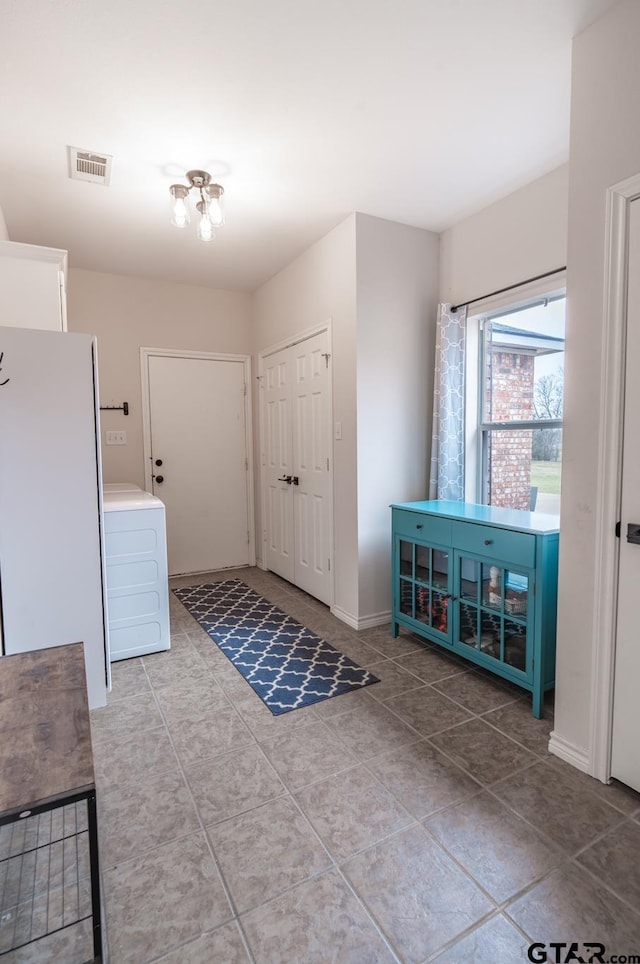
left=277, top=475, right=292, bottom=484
left=153, top=475, right=164, bottom=484
left=155, top=459, right=163, bottom=467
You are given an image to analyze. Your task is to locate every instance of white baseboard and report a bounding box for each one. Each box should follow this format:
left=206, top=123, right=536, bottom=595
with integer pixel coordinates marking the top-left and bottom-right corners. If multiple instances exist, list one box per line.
left=330, top=606, right=359, bottom=629
left=548, top=730, right=591, bottom=774
left=331, top=606, right=391, bottom=631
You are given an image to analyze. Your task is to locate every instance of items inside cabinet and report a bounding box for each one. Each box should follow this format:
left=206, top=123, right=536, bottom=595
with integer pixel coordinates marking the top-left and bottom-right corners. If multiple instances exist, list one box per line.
left=457, top=558, right=529, bottom=672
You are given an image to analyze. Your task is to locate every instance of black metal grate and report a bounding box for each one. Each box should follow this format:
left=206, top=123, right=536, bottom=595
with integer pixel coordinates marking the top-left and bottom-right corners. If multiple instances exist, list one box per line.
left=0, top=802, right=92, bottom=959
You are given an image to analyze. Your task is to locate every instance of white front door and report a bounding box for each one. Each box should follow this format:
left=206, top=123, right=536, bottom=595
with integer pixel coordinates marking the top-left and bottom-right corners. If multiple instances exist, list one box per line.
left=611, top=197, right=640, bottom=793
left=262, top=330, right=332, bottom=604
left=144, top=350, right=253, bottom=576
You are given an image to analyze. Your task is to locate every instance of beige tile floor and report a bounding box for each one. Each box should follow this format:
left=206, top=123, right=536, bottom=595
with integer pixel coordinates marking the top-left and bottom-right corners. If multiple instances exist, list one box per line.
left=86, top=567, right=640, bottom=964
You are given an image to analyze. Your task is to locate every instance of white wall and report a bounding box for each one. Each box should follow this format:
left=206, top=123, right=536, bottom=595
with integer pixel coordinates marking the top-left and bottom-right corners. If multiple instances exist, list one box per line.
left=252, top=213, right=440, bottom=625
left=252, top=216, right=359, bottom=619
left=439, top=165, right=569, bottom=305
left=438, top=0, right=640, bottom=774
left=355, top=214, right=439, bottom=620
left=67, top=268, right=252, bottom=486
left=553, top=0, right=640, bottom=762
left=0, top=203, right=9, bottom=241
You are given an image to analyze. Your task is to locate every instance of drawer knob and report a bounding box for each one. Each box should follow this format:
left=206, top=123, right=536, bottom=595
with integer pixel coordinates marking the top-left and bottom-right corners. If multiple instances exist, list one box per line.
left=416, top=524, right=423, bottom=529
left=483, top=538, right=493, bottom=545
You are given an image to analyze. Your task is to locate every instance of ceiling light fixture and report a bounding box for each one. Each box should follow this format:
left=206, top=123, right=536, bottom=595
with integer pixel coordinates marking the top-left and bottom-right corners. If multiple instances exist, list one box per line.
left=169, top=170, right=225, bottom=243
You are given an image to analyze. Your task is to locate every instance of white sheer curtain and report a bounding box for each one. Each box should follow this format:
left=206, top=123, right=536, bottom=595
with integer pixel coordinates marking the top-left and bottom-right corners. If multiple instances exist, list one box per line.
left=429, top=302, right=468, bottom=500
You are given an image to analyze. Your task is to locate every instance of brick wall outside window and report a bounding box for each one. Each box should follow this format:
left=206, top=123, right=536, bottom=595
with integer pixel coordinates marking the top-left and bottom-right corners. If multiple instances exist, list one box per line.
left=486, top=350, right=535, bottom=510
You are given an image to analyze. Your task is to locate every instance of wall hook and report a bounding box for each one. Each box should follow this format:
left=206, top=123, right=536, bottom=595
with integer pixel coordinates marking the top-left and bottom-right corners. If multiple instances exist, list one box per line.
left=100, top=402, right=129, bottom=415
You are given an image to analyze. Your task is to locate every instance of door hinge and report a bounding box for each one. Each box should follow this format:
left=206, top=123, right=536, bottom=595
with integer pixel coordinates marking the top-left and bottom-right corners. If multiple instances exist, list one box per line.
left=245, top=457, right=249, bottom=471
left=247, top=530, right=250, bottom=544
left=326, top=457, right=329, bottom=471
left=615, top=520, right=621, bottom=538
left=243, top=382, right=247, bottom=396
left=328, top=558, right=331, bottom=571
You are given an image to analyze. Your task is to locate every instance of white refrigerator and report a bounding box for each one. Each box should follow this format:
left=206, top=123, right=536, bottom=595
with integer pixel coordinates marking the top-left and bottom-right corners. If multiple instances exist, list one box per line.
left=0, top=326, right=110, bottom=708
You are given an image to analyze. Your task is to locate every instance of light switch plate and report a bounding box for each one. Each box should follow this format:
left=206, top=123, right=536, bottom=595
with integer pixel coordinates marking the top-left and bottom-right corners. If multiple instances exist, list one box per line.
left=106, top=430, right=127, bottom=445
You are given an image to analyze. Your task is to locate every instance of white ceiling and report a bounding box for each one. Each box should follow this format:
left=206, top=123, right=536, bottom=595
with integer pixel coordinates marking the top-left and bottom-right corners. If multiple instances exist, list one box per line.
left=0, top=0, right=616, bottom=293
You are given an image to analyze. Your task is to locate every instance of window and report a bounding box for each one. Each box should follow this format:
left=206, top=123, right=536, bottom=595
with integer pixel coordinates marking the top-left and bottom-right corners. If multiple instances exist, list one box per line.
left=469, top=295, right=565, bottom=514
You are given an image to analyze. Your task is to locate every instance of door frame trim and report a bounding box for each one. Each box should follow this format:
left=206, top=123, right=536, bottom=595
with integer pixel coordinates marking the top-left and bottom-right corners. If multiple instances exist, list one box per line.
left=257, top=321, right=334, bottom=605
left=140, top=346, right=256, bottom=568
left=589, top=173, right=640, bottom=782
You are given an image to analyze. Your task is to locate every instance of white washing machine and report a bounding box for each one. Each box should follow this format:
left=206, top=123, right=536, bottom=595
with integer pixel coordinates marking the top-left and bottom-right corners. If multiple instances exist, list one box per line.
left=103, top=482, right=143, bottom=493
left=103, top=489, right=170, bottom=661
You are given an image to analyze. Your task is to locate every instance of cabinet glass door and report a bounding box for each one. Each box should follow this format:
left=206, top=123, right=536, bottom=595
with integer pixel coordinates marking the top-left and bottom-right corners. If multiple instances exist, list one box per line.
left=457, top=556, right=530, bottom=675
left=397, top=539, right=450, bottom=636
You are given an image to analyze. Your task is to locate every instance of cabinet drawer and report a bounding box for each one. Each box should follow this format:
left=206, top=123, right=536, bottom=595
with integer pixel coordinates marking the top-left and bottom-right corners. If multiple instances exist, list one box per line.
left=393, top=510, right=451, bottom=546
left=452, top=521, right=535, bottom=568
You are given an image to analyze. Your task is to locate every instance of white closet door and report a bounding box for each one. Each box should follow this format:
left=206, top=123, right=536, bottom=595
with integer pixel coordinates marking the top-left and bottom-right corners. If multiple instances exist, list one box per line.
left=264, top=348, right=295, bottom=583
left=612, top=197, right=640, bottom=792
left=291, top=332, right=332, bottom=603
left=262, top=330, right=332, bottom=605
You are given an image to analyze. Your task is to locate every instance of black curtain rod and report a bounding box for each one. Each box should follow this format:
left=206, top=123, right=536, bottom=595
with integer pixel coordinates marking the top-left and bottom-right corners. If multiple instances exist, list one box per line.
left=450, top=266, right=567, bottom=313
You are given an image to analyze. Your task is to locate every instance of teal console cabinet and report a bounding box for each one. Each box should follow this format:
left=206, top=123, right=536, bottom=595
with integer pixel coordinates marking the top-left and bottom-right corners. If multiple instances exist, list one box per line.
left=391, top=500, right=559, bottom=718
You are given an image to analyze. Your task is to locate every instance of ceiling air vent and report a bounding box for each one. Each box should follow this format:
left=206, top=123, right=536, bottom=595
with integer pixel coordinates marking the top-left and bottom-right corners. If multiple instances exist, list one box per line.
left=67, top=146, right=113, bottom=185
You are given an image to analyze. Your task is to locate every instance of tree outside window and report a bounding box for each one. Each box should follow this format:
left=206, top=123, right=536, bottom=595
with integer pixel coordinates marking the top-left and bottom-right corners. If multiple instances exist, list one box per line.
left=532, top=371, right=563, bottom=462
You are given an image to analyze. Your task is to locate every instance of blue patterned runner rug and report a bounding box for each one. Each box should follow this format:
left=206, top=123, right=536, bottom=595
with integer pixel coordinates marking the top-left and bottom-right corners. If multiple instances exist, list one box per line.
left=173, top=579, right=379, bottom=715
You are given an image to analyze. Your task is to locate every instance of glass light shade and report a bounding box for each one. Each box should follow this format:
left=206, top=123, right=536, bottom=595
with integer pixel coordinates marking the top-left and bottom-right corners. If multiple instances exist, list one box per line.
left=171, top=197, right=189, bottom=228
left=208, top=196, right=224, bottom=227
left=206, top=185, right=225, bottom=227
left=197, top=209, right=215, bottom=243
left=169, top=185, right=190, bottom=228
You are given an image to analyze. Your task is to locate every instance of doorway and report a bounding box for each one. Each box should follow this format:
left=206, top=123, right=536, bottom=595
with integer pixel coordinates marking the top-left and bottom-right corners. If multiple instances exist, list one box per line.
left=259, top=327, right=333, bottom=605
left=141, top=348, right=254, bottom=576
left=611, top=196, right=640, bottom=793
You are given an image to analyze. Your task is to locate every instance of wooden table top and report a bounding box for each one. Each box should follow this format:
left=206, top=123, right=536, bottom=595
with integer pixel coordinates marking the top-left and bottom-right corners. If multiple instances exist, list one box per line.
left=0, top=643, right=95, bottom=819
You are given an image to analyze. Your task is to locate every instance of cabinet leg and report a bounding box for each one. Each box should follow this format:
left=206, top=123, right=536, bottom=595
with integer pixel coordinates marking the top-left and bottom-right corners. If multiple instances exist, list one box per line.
left=532, top=685, right=543, bottom=720
left=391, top=621, right=399, bottom=638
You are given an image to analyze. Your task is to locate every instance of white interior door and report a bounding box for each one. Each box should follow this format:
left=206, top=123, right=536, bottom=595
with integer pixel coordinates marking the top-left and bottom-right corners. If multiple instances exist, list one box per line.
left=262, top=330, right=332, bottom=604
left=145, top=351, right=253, bottom=576
left=264, top=348, right=295, bottom=583
left=611, top=197, right=640, bottom=792
left=291, top=335, right=332, bottom=602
